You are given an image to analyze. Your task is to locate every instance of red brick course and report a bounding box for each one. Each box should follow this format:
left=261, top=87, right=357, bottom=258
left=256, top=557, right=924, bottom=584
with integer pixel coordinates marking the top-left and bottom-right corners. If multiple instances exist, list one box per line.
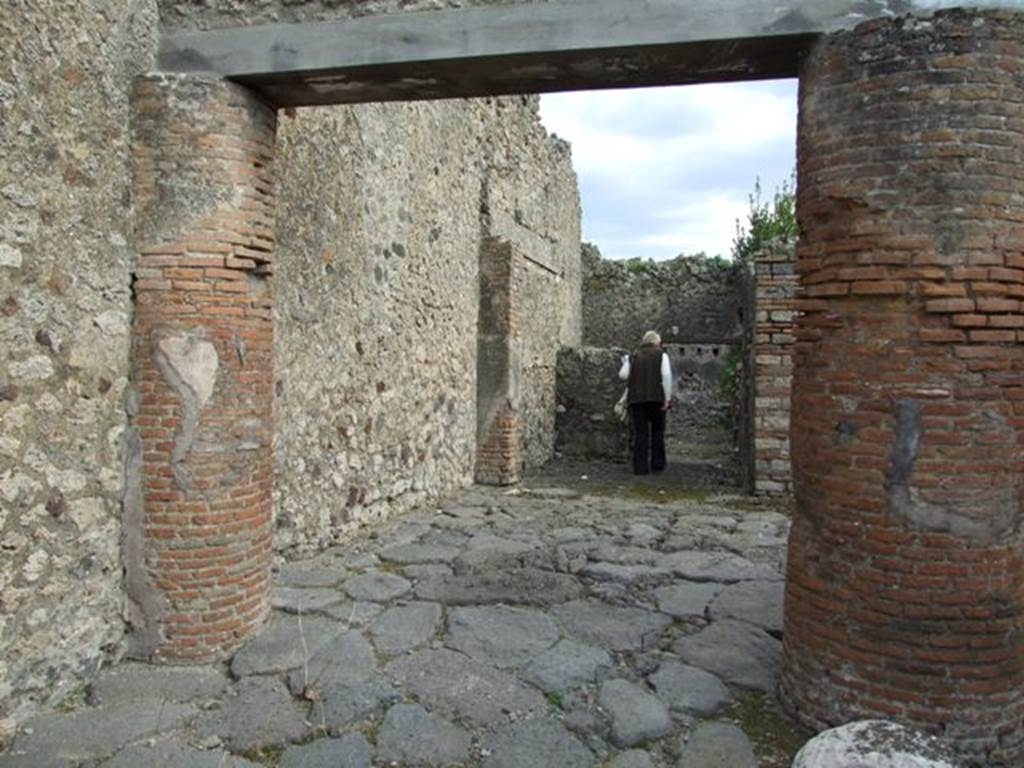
left=752, top=243, right=796, bottom=495
left=476, top=237, right=524, bottom=485
left=782, top=11, right=1024, bottom=765
left=129, top=75, right=276, bottom=662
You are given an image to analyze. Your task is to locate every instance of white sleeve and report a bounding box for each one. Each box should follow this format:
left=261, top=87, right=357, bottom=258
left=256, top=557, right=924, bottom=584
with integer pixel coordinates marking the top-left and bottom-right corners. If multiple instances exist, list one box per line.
left=660, top=353, right=672, bottom=401
left=618, top=358, right=631, bottom=381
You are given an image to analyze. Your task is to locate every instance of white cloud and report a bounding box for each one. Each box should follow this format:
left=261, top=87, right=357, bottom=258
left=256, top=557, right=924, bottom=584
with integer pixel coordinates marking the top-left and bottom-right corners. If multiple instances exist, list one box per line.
left=540, top=80, right=798, bottom=260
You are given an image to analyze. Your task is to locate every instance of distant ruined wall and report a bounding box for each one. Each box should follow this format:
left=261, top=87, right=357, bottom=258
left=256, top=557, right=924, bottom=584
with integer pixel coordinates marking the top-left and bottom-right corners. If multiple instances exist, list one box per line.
left=273, top=96, right=580, bottom=550
left=582, top=245, right=748, bottom=348
left=0, top=0, right=159, bottom=722
left=566, top=247, right=749, bottom=465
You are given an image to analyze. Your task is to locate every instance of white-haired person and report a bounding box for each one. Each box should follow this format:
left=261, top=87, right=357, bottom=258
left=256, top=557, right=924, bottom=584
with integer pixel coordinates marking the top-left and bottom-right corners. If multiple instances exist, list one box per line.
left=618, top=330, right=672, bottom=475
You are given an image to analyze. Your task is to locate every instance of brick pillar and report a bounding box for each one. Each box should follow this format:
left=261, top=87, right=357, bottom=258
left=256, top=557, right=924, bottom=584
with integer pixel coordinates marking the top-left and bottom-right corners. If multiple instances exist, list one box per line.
left=476, top=237, right=523, bottom=485
left=751, top=241, right=796, bottom=495
left=782, top=11, right=1024, bottom=765
left=125, top=74, right=276, bottom=662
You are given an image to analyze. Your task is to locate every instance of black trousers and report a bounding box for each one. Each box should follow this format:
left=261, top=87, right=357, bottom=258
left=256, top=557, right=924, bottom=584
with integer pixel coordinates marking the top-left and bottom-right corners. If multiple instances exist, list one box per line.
left=630, top=401, right=666, bottom=475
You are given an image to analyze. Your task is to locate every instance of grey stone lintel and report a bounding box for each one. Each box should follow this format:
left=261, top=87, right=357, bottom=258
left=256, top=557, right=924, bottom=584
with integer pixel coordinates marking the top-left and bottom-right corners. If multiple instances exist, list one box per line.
left=156, top=0, right=1017, bottom=108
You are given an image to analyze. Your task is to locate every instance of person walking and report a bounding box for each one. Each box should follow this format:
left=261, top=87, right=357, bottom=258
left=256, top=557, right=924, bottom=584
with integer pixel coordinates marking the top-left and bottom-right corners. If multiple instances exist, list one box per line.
left=619, top=330, right=673, bottom=475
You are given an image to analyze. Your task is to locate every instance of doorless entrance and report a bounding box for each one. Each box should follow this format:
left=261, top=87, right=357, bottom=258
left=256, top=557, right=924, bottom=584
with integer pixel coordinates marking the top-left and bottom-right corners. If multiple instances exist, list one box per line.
left=132, top=3, right=1024, bottom=762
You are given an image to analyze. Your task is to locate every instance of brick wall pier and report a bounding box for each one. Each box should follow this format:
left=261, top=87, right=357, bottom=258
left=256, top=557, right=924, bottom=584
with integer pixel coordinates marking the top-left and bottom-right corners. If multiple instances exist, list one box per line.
left=125, top=75, right=277, bottom=662
left=782, top=11, right=1024, bottom=765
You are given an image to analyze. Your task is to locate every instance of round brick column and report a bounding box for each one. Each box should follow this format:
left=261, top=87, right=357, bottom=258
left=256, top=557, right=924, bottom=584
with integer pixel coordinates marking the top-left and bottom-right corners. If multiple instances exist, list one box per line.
left=783, top=10, right=1024, bottom=765
left=126, top=74, right=276, bottom=662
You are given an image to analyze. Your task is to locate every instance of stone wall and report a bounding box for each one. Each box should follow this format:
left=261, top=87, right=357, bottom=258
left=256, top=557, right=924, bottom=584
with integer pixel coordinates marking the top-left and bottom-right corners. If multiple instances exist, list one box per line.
left=555, top=347, right=629, bottom=460
left=493, top=128, right=582, bottom=468
left=0, top=0, right=159, bottom=722
left=273, top=96, right=579, bottom=550
left=665, top=343, right=738, bottom=461
left=582, top=245, right=748, bottom=348
left=1, top=2, right=579, bottom=725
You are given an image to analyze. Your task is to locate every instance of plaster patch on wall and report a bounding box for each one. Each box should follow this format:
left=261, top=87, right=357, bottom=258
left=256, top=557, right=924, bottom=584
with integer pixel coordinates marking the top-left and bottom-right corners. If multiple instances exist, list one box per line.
left=121, top=388, right=166, bottom=659
left=886, top=398, right=1017, bottom=544
left=153, top=332, right=219, bottom=493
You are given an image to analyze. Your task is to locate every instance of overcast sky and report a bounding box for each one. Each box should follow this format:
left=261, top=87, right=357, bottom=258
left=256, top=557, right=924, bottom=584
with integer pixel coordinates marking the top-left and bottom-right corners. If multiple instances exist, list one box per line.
left=539, top=79, right=798, bottom=262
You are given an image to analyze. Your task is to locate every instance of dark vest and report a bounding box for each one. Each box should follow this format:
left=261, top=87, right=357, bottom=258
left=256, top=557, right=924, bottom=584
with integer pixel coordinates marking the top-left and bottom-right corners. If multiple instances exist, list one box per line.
left=628, top=344, right=665, bottom=404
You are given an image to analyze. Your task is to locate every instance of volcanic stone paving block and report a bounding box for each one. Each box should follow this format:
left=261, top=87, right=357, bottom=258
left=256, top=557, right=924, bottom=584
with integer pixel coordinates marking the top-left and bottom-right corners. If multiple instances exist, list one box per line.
left=88, top=663, right=229, bottom=705
left=386, top=649, right=547, bottom=726
left=342, top=569, right=412, bottom=601
left=100, top=737, right=258, bottom=768
left=278, top=734, right=372, bottom=768
left=1, top=465, right=804, bottom=767
left=230, top=615, right=340, bottom=677
left=285, top=630, right=378, bottom=693
left=315, top=680, right=400, bottom=733
left=673, top=619, right=782, bottom=692
left=522, top=639, right=612, bottom=694
left=599, top=679, right=673, bottom=748
left=368, top=601, right=443, bottom=654
left=276, top=562, right=348, bottom=588
left=192, top=677, right=311, bottom=752
left=579, top=562, right=673, bottom=585
left=708, top=579, right=785, bottom=634
left=445, top=605, right=560, bottom=667
left=481, top=718, right=595, bottom=768
left=1, top=701, right=196, bottom=765
left=272, top=586, right=349, bottom=614
left=652, top=582, right=724, bottom=617
left=648, top=661, right=733, bottom=715
left=677, top=723, right=758, bottom=768
left=658, top=550, right=781, bottom=582
left=376, top=703, right=472, bottom=766
left=379, top=542, right=462, bottom=564
left=608, top=751, right=656, bottom=768
left=414, top=567, right=584, bottom=605
left=552, top=601, right=672, bottom=651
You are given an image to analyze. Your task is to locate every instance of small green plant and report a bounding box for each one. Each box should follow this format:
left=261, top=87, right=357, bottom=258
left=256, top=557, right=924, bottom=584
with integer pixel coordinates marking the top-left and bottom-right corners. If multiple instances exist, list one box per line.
left=732, top=175, right=797, bottom=263
left=239, top=744, right=286, bottom=766
left=722, top=691, right=814, bottom=767
left=717, top=346, right=744, bottom=432
left=546, top=691, right=563, bottom=711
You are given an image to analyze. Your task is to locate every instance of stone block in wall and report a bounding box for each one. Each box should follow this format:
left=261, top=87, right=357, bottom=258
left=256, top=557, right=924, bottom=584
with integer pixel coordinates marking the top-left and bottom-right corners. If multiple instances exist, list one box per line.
left=555, top=347, right=629, bottom=460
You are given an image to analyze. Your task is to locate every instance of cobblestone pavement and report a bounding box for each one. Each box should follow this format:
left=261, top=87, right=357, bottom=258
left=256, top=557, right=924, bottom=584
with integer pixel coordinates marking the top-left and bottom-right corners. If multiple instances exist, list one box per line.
left=0, top=460, right=810, bottom=768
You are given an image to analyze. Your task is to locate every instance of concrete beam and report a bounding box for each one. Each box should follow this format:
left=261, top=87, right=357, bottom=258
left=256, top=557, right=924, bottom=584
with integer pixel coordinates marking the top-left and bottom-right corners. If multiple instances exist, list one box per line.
left=158, top=0, right=1024, bottom=108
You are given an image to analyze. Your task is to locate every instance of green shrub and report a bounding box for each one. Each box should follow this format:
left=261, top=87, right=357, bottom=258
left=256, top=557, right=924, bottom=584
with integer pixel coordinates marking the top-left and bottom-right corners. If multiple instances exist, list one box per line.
left=717, top=346, right=744, bottom=431
left=732, top=175, right=797, bottom=263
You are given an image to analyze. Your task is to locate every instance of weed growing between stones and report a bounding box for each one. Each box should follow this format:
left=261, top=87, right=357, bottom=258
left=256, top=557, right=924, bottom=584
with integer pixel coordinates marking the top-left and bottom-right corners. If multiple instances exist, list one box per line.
left=587, top=484, right=711, bottom=504
left=546, top=691, right=563, bottom=712
left=721, top=691, right=813, bottom=767
left=721, top=494, right=794, bottom=517
left=52, top=683, right=89, bottom=714
left=239, top=744, right=286, bottom=766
